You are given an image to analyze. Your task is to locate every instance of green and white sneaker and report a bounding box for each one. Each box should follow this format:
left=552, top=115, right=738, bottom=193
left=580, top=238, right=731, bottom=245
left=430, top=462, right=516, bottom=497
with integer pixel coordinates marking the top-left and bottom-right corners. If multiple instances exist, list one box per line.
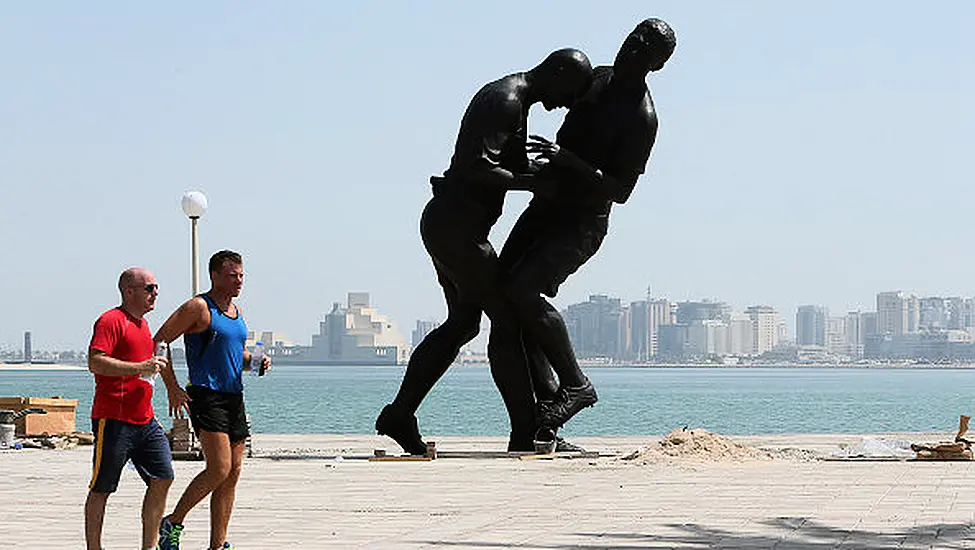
left=156, top=515, right=183, bottom=550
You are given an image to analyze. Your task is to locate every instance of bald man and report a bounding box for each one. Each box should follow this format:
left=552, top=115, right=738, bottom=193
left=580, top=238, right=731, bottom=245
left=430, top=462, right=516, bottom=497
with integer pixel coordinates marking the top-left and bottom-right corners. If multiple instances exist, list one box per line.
left=85, top=267, right=173, bottom=550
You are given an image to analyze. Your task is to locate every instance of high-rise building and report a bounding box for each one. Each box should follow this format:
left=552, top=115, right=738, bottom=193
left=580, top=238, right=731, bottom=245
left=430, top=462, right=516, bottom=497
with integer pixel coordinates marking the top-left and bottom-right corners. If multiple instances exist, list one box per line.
left=919, top=297, right=951, bottom=330
left=825, top=317, right=847, bottom=355
left=675, top=301, right=730, bottom=325
left=745, top=305, right=779, bottom=355
left=619, top=303, right=633, bottom=361
left=728, top=315, right=753, bottom=355
left=686, top=319, right=729, bottom=357
left=777, top=320, right=790, bottom=345
left=411, top=320, right=439, bottom=348
left=796, top=305, right=827, bottom=346
left=861, top=311, right=878, bottom=339
left=877, top=291, right=919, bottom=336
left=24, top=331, right=32, bottom=363
left=563, top=295, right=623, bottom=359
left=657, top=324, right=687, bottom=359
left=907, top=294, right=920, bottom=333
left=947, top=297, right=966, bottom=329
left=627, top=297, right=674, bottom=360
left=844, top=311, right=865, bottom=358
left=626, top=301, right=647, bottom=361
left=648, top=299, right=673, bottom=358
left=962, top=298, right=975, bottom=329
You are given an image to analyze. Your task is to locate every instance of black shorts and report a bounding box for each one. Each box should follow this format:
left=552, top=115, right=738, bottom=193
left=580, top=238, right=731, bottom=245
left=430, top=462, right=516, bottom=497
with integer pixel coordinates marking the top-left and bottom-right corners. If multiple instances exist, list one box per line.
left=501, top=200, right=609, bottom=298
left=187, top=385, right=249, bottom=443
left=420, top=194, right=504, bottom=303
left=89, top=417, right=174, bottom=494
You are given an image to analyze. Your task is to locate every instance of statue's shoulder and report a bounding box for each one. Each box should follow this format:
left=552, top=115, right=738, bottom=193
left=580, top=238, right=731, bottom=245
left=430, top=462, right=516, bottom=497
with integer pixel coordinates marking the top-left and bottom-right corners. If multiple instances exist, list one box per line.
left=472, top=75, right=524, bottom=117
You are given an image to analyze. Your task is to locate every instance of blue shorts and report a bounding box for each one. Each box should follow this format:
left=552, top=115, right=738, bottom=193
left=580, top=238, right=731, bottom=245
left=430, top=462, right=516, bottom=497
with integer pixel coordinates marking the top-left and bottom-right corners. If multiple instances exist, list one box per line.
left=89, top=417, right=174, bottom=494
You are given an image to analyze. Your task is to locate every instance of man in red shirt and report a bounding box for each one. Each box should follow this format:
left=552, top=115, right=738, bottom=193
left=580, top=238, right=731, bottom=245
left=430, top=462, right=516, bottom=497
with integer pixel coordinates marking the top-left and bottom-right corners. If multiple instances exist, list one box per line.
left=85, top=267, right=173, bottom=550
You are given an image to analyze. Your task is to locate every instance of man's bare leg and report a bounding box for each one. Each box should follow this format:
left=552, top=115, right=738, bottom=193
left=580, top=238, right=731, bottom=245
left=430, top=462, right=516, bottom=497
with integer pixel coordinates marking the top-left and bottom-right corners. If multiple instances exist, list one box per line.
left=170, top=430, right=233, bottom=524
left=142, top=478, right=172, bottom=549
left=84, top=490, right=109, bottom=550
left=209, top=440, right=245, bottom=549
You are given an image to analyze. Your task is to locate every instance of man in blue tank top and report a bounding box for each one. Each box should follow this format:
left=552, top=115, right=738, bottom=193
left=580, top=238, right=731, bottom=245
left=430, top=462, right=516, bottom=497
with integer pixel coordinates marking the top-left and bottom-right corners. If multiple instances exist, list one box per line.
left=154, top=250, right=270, bottom=550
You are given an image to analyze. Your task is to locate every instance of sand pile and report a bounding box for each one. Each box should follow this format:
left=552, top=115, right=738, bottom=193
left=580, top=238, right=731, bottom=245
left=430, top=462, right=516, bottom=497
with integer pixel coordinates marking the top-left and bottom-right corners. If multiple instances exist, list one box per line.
left=623, top=428, right=771, bottom=464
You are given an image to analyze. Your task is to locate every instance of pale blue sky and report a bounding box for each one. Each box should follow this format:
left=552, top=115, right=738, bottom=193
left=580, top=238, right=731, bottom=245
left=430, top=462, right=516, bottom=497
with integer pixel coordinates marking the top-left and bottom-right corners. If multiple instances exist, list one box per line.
left=2, top=2, right=974, bottom=350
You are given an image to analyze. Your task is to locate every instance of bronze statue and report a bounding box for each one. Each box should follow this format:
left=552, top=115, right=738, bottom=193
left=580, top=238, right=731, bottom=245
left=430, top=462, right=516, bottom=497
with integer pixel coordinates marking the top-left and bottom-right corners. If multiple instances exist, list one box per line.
left=499, top=18, right=677, bottom=447
left=377, top=49, right=594, bottom=454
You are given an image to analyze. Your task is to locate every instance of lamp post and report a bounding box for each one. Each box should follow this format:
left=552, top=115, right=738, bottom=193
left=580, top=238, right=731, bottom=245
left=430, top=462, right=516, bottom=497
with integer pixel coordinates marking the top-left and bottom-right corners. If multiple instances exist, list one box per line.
left=180, top=191, right=208, bottom=296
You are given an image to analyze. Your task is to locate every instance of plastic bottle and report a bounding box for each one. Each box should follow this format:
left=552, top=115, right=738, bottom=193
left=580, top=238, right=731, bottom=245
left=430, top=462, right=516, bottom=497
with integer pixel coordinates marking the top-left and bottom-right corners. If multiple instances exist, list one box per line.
left=251, top=341, right=264, bottom=377
left=143, top=342, right=166, bottom=386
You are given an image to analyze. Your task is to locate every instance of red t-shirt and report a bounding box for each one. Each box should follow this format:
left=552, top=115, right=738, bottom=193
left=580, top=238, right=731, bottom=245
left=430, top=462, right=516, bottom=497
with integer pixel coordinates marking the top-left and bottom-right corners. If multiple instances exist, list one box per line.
left=89, top=307, right=155, bottom=424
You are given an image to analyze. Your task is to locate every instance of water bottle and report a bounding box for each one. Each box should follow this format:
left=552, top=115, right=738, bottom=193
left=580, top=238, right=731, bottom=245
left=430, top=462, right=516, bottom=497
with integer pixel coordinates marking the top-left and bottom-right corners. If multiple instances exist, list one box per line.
left=250, top=341, right=264, bottom=377
left=143, top=342, right=166, bottom=386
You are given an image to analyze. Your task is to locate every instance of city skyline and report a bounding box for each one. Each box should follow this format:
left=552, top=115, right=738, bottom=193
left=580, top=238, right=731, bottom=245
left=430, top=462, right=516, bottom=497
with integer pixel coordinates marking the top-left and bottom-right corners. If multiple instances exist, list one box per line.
left=10, top=285, right=975, bottom=356
left=3, top=3, right=975, bottom=350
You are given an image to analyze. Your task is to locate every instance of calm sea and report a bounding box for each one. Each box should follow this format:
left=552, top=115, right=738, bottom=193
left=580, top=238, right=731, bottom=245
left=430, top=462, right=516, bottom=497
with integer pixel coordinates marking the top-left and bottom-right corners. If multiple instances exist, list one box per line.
left=1, top=366, right=973, bottom=436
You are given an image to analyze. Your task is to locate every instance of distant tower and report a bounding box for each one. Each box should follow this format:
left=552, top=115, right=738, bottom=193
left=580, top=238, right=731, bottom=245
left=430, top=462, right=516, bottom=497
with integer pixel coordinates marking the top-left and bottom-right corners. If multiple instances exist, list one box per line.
left=24, top=331, right=32, bottom=363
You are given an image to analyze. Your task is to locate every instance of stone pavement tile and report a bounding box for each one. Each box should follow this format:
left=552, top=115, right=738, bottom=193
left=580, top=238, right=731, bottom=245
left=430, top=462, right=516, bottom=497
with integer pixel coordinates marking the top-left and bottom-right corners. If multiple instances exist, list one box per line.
left=7, top=435, right=975, bottom=549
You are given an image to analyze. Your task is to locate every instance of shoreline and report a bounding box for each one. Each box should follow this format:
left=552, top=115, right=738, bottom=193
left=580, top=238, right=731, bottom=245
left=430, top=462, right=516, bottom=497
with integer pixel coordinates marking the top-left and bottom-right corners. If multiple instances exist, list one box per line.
left=5, top=361, right=975, bottom=371
left=248, top=431, right=954, bottom=452
left=0, top=362, right=85, bottom=371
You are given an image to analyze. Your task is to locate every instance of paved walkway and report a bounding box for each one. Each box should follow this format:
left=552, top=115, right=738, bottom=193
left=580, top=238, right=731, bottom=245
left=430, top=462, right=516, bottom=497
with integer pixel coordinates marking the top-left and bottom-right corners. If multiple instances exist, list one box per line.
left=2, top=433, right=974, bottom=548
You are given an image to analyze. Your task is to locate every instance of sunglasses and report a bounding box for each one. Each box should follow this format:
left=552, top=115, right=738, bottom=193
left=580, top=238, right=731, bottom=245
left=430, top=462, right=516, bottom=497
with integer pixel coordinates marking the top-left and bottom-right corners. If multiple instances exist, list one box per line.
left=142, top=284, right=159, bottom=293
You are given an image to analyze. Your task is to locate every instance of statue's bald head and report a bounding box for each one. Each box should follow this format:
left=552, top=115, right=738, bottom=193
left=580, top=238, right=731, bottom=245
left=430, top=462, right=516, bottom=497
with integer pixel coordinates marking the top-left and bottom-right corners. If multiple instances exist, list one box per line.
left=532, top=48, right=594, bottom=110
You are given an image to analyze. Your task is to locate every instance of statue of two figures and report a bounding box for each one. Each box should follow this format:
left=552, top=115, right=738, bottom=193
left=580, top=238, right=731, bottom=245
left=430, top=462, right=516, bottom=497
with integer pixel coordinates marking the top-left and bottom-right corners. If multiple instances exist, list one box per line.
left=377, top=19, right=677, bottom=455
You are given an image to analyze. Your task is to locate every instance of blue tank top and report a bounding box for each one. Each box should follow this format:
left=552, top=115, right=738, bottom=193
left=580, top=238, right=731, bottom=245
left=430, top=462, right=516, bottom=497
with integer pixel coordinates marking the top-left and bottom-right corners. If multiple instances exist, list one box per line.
left=184, top=294, right=248, bottom=393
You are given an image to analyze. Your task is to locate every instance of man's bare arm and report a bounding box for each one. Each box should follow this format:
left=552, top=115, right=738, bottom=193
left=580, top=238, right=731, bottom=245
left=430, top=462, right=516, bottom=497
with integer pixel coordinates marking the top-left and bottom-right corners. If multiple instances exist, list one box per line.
left=88, top=349, right=159, bottom=377
left=153, top=298, right=207, bottom=391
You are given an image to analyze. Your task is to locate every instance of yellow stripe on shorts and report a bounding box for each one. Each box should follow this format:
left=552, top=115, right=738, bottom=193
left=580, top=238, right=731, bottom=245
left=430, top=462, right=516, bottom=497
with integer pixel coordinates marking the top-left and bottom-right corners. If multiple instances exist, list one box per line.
left=88, top=419, right=107, bottom=490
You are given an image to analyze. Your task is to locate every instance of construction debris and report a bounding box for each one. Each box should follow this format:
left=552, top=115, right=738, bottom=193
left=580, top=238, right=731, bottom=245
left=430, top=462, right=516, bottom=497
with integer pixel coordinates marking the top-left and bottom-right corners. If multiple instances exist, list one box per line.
left=910, top=415, right=974, bottom=461
left=8, top=432, right=94, bottom=451
left=831, top=437, right=914, bottom=459
left=956, top=414, right=971, bottom=445
left=622, top=427, right=771, bottom=464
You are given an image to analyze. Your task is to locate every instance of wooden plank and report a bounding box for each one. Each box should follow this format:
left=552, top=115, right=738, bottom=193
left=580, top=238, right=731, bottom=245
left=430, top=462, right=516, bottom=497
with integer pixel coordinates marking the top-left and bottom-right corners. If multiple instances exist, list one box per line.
left=437, top=450, right=530, bottom=459
left=368, top=455, right=433, bottom=462
left=519, top=453, right=556, bottom=461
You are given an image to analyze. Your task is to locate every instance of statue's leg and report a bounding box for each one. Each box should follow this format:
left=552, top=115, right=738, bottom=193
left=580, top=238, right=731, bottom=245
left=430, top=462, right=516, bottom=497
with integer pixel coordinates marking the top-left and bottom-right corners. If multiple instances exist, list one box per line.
left=378, top=198, right=485, bottom=455
left=378, top=262, right=482, bottom=455
left=482, top=298, right=536, bottom=451
left=505, top=215, right=609, bottom=428
left=507, top=268, right=587, bottom=388
left=498, top=201, right=559, bottom=405
left=439, top=242, right=534, bottom=452
left=389, top=262, right=481, bottom=414
left=524, top=334, right=558, bottom=402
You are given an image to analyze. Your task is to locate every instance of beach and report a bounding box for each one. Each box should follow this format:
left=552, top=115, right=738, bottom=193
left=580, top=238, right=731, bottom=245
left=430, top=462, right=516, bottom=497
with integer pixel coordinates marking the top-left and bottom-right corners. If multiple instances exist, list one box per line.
left=3, top=432, right=974, bottom=549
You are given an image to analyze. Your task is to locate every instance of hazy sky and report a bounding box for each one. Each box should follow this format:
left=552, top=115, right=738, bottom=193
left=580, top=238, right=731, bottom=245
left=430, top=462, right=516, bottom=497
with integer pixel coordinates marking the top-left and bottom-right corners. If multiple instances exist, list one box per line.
left=3, top=2, right=975, bottom=351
